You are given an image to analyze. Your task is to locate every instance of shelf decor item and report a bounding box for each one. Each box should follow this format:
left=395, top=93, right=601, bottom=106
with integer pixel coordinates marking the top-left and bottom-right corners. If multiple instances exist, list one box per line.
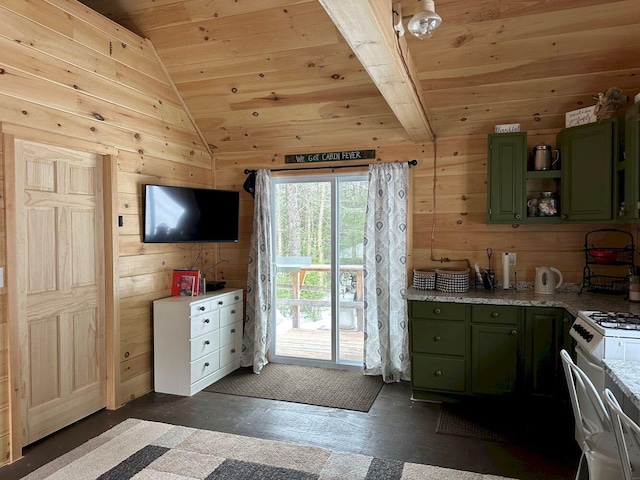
left=171, top=270, right=200, bottom=296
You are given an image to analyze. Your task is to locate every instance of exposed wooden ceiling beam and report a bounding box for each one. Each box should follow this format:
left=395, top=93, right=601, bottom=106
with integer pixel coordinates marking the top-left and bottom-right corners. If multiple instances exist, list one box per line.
left=318, top=0, right=436, bottom=143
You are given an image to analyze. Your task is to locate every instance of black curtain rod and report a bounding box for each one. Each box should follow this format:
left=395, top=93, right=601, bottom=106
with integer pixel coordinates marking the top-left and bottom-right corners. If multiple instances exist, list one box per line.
left=243, top=159, right=417, bottom=175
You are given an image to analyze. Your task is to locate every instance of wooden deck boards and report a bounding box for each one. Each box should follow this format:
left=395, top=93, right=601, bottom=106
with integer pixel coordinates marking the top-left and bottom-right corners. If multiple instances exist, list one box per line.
left=274, top=327, right=364, bottom=363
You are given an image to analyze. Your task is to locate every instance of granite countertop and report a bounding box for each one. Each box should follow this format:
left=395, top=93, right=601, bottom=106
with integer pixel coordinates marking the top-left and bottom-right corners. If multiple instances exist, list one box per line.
left=404, top=285, right=640, bottom=318
left=602, top=359, right=640, bottom=412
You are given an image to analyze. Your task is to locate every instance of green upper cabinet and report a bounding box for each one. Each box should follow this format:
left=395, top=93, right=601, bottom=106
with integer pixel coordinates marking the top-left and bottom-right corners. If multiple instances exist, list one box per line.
left=619, top=103, right=640, bottom=221
left=487, top=132, right=526, bottom=224
left=558, top=118, right=621, bottom=222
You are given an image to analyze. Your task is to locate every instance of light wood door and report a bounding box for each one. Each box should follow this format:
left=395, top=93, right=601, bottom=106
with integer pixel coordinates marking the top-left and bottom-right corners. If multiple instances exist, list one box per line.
left=13, top=139, right=106, bottom=445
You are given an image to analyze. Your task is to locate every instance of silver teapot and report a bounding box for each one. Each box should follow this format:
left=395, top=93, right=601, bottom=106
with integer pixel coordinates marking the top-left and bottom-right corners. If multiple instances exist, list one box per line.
left=531, top=144, right=560, bottom=171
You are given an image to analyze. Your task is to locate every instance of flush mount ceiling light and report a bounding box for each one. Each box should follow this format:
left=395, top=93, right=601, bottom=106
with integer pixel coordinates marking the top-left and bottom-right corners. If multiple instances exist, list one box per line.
left=395, top=0, right=442, bottom=40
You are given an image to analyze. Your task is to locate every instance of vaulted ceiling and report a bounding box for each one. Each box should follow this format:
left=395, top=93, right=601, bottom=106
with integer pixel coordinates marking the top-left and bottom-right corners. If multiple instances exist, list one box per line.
left=79, top=0, right=640, bottom=152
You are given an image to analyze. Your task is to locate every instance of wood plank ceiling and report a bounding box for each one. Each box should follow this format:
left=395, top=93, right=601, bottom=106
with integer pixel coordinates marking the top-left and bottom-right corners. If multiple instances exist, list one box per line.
left=78, top=0, right=640, bottom=152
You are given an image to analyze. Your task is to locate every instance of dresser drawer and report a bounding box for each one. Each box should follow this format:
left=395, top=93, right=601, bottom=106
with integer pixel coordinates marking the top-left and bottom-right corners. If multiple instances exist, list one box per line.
left=411, top=354, right=466, bottom=392
left=220, top=341, right=241, bottom=367
left=213, top=291, right=243, bottom=310
left=220, top=303, right=243, bottom=327
left=190, top=311, right=219, bottom=338
left=412, top=320, right=465, bottom=356
left=190, top=299, right=213, bottom=317
left=191, top=351, right=220, bottom=383
left=220, top=320, right=242, bottom=347
left=411, top=301, right=466, bottom=321
left=190, top=331, right=220, bottom=361
left=471, top=304, right=519, bottom=325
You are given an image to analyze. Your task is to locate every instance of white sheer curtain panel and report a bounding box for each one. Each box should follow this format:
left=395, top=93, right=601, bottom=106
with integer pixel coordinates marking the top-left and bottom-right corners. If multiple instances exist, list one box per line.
left=241, top=169, right=272, bottom=373
left=363, top=162, right=410, bottom=382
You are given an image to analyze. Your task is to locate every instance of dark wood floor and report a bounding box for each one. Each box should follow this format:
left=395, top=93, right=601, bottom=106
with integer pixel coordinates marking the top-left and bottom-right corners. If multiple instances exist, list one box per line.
left=1, top=381, right=579, bottom=480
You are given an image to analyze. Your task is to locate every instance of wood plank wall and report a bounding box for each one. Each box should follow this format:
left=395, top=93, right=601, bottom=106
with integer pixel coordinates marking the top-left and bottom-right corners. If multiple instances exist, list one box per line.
left=0, top=0, right=216, bottom=465
left=216, top=132, right=638, bottom=293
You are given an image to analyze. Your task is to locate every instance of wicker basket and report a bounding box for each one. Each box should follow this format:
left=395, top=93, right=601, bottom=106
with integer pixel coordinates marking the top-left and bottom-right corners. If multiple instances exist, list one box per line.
left=435, top=268, right=470, bottom=293
left=413, top=268, right=436, bottom=290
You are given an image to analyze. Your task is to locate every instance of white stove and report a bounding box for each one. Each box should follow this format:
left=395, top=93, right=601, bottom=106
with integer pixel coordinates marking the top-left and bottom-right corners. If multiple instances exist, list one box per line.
left=570, top=310, right=640, bottom=394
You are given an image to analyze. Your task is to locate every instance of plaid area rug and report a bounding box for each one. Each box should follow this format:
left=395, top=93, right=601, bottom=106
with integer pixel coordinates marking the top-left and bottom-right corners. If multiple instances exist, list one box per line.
left=204, top=364, right=384, bottom=412
left=24, top=419, right=518, bottom=480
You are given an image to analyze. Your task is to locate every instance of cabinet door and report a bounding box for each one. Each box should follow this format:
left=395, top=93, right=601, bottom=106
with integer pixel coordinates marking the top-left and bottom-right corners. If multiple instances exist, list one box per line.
left=620, top=103, right=640, bottom=221
left=471, top=324, right=519, bottom=395
left=559, top=119, right=618, bottom=222
left=523, top=307, right=565, bottom=398
left=487, top=133, right=526, bottom=224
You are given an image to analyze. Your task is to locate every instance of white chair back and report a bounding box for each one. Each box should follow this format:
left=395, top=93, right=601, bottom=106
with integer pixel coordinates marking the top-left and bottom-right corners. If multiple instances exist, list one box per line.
left=560, top=349, right=612, bottom=441
left=603, top=388, right=640, bottom=480
left=560, top=349, right=624, bottom=480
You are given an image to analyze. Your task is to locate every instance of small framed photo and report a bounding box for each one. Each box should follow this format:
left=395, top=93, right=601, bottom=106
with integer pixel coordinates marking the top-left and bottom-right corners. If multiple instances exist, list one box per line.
left=171, top=270, right=200, bottom=296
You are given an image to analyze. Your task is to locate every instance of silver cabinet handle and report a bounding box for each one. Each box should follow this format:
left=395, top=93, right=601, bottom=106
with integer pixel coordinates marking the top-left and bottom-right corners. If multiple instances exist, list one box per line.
left=492, top=312, right=499, bottom=318
left=434, top=335, right=441, bottom=342
left=434, top=370, right=442, bottom=377
left=511, top=329, right=517, bottom=336
left=434, top=308, right=441, bottom=314
left=515, top=213, right=521, bottom=220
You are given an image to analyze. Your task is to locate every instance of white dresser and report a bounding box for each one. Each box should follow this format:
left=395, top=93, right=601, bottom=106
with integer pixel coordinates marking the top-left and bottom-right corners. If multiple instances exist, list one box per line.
left=153, top=288, right=243, bottom=396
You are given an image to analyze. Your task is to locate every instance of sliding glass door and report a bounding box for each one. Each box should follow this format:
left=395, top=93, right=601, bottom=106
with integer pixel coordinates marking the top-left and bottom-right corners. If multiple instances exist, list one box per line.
left=270, top=173, right=367, bottom=368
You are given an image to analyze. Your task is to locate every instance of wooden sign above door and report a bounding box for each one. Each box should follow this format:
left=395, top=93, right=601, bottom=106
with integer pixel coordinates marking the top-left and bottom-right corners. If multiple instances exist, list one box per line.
left=285, top=149, right=376, bottom=164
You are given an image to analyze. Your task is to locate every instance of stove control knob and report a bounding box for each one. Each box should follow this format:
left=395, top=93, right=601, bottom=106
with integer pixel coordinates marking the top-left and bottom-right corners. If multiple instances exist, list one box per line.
left=586, top=333, right=593, bottom=342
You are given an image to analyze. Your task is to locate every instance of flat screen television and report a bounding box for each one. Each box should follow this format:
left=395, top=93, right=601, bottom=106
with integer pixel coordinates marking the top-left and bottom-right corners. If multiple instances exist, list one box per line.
left=143, top=184, right=240, bottom=243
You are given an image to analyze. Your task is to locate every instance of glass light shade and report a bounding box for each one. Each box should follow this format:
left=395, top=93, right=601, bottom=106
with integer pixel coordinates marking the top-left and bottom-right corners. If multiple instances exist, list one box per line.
left=408, top=0, right=442, bottom=39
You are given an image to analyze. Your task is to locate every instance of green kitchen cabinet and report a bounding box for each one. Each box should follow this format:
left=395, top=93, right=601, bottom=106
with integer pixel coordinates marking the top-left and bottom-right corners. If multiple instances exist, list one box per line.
left=408, top=301, right=469, bottom=398
left=558, top=118, right=621, bottom=222
left=522, top=307, right=572, bottom=398
left=487, top=132, right=526, bottom=224
left=618, top=103, right=640, bottom=221
left=470, top=305, right=520, bottom=395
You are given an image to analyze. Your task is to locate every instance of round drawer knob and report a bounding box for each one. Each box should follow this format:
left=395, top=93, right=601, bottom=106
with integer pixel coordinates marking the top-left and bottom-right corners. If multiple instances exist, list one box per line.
left=235, top=296, right=239, bottom=300
left=204, top=319, right=210, bottom=323
left=491, top=312, right=499, bottom=318
left=511, top=329, right=517, bottom=336
left=218, top=301, right=224, bottom=305
left=434, top=370, right=442, bottom=377
left=199, top=306, right=206, bottom=311
left=205, top=340, right=210, bottom=345
left=434, top=308, right=441, bottom=314
left=204, top=362, right=210, bottom=367
left=231, top=310, right=236, bottom=314
left=231, top=329, right=236, bottom=333
left=434, top=335, right=441, bottom=342
left=231, top=349, right=236, bottom=353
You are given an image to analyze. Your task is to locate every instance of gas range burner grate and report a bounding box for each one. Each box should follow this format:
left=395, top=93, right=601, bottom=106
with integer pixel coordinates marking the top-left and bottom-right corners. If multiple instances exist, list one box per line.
left=587, top=311, right=640, bottom=329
